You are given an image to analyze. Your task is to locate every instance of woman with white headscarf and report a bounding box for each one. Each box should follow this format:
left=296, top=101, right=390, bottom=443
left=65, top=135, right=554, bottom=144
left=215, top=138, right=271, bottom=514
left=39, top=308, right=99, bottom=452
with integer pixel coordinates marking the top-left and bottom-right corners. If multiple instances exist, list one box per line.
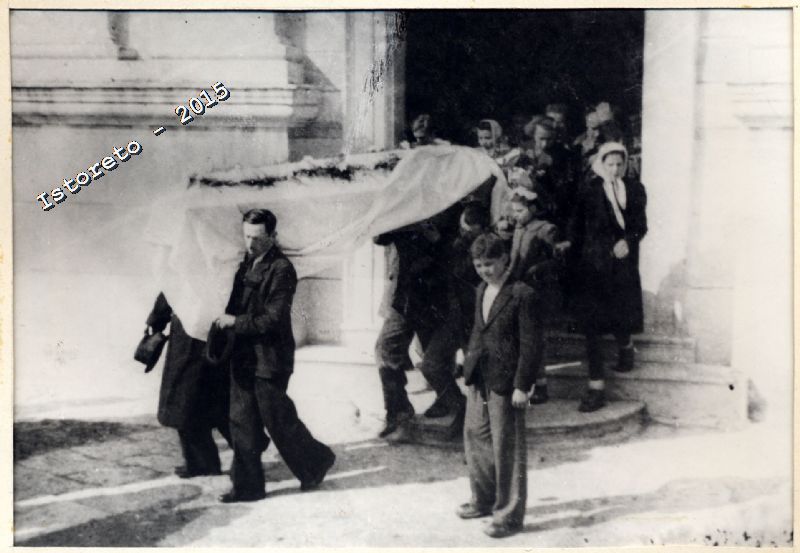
left=472, top=119, right=518, bottom=227
left=560, top=141, right=648, bottom=412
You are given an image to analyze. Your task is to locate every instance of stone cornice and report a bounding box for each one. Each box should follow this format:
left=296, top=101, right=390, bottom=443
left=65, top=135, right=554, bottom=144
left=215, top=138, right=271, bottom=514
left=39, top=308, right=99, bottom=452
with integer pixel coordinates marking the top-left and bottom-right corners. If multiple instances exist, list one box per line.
left=729, top=82, right=792, bottom=131
left=12, top=84, right=327, bottom=129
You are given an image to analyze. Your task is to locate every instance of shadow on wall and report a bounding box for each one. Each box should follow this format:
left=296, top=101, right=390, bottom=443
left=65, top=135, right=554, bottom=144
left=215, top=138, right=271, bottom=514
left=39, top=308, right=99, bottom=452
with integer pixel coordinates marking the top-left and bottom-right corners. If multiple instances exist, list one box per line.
left=643, top=259, right=689, bottom=336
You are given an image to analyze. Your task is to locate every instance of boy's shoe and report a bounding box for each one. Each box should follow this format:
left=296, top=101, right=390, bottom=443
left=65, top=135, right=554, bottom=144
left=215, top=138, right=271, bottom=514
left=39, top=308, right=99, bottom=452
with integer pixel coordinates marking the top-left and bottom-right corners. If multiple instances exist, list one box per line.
left=578, top=389, right=606, bottom=412
left=529, top=385, right=549, bottom=405
left=484, top=521, right=523, bottom=538
left=456, top=502, right=492, bottom=519
left=614, top=346, right=635, bottom=373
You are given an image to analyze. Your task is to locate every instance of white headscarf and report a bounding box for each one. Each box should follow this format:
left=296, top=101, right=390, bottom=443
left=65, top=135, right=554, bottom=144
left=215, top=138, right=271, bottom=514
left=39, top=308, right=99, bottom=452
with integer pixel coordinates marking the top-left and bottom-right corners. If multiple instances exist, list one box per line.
left=479, top=119, right=503, bottom=144
left=591, top=141, right=629, bottom=229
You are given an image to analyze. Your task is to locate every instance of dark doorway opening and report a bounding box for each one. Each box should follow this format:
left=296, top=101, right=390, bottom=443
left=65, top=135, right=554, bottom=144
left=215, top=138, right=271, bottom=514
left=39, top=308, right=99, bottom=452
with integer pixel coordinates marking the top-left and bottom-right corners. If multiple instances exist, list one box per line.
left=403, top=10, right=645, bottom=146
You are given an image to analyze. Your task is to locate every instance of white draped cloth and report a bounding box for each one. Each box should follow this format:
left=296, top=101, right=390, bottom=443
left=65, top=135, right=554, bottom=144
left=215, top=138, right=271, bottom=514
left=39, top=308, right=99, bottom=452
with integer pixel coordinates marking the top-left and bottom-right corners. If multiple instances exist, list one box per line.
left=145, top=145, right=507, bottom=339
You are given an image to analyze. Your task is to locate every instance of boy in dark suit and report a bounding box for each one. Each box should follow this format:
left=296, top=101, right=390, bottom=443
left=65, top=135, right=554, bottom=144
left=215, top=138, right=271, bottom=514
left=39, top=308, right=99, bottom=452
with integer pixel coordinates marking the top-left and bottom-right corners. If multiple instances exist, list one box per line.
left=214, top=208, right=335, bottom=503
left=458, top=232, right=542, bottom=539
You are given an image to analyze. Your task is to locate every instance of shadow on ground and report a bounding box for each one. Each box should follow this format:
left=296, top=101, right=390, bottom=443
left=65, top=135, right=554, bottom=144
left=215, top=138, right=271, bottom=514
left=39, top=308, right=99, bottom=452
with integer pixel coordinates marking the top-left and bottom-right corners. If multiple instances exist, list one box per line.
left=15, top=419, right=158, bottom=461
left=14, top=418, right=595, bottom=546
left=521, top=475, right=789, bottom=543
left=16, top=485, right=209, bottom=546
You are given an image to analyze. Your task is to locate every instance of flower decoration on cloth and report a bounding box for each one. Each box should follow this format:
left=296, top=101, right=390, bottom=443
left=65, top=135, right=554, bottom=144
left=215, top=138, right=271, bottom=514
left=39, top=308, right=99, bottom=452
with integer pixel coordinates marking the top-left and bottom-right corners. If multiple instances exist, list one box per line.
left=590, top=141, right=629, bottom=230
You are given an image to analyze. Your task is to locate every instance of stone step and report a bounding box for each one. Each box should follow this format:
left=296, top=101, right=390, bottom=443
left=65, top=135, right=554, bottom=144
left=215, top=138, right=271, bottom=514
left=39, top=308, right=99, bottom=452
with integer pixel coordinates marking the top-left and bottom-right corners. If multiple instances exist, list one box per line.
left=543, top=332, right=697, bottom=364
left=543, top=361, right=747, bottom=429
left=296, top=343, right=375, bottom=366
left=296, top=332, right=698, bottom=369
left=295, top=345, right=746, bottom=430
left=403, top=399, right=647, bottom=449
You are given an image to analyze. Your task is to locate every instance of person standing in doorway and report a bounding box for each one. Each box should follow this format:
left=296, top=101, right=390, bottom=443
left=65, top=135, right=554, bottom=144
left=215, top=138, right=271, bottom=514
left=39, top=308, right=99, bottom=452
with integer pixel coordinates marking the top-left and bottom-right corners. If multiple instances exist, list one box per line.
left=562, top=142, right=648, bottom=412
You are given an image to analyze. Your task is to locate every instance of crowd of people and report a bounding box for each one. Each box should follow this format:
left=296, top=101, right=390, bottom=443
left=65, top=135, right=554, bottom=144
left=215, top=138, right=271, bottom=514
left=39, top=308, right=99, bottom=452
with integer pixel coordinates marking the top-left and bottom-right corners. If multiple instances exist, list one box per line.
left=374, top=103, right=648, bottom=537
left=134, top=100, right=648, bottom=540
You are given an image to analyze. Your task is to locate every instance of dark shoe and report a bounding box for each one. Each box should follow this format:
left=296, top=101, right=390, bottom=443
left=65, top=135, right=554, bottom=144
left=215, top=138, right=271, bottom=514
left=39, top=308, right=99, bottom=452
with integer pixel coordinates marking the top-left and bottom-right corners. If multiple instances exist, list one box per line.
left=300, top=450, right=336, bottom=491
left=578, top=389, right=606, bottom=413
left=424, top=395, right=452, bottom=418
left=614, top=346, right=635, bottom=373
left=174, top=466, right=222, bottom=479
left=529, top=385, right=549, bottom=405
left=218, top=489, right=266, bottom=503
left=378, top=407, right=414, bottom=438
left=383, top=418, right=414, bottom=444
left=484, top=521, right=522, bottom=538
left=456, top=502, right=491, bottom=519
left=447, top=403, right=466, bottom=440
left=425, top=387, right=467, bottom=418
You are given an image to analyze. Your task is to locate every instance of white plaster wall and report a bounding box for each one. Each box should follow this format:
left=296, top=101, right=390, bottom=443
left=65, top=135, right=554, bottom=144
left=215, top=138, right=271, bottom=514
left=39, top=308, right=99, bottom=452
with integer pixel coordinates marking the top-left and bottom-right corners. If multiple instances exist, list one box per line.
left=641, top=9, right=792, bottom=370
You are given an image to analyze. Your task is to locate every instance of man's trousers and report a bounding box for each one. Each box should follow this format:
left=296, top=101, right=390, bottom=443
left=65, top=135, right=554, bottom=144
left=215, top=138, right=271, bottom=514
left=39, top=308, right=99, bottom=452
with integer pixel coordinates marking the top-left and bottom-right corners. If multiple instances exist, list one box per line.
left=228, top=368, right=333, bottom=495
left=375, top=307, right=462, bottom=414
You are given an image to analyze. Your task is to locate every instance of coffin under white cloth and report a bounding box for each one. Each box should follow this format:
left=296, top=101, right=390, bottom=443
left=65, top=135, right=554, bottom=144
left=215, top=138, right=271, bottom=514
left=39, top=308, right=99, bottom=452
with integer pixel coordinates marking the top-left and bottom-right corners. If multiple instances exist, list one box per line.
left=146, top=145, right=507, bottom=340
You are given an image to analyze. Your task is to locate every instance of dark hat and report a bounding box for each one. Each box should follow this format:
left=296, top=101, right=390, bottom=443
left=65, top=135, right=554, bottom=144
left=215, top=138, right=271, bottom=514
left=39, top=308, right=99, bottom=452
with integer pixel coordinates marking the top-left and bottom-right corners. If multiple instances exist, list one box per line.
left=134, top=331, right=168, bottom=373
left=205, top=323, right=236, bottom=367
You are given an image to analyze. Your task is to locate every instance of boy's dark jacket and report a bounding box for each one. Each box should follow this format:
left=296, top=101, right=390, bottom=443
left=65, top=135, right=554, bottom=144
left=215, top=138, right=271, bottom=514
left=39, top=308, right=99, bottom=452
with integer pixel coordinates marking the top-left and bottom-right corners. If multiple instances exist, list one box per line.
left=225, top=245, right=297, bottom=379
left=462, top=280, right=543, bottom=395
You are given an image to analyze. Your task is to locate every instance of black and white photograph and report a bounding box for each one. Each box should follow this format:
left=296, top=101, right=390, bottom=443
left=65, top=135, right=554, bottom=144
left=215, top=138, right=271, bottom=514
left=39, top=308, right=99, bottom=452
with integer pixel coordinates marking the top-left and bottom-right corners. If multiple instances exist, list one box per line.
left=5, top=4, right=794, bottom=548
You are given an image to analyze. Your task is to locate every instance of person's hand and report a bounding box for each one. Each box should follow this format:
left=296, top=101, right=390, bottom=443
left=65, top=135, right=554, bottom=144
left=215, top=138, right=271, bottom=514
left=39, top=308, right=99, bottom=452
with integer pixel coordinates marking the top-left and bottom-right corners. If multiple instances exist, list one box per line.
left=613, top=239, right=630, bottom=259
left=554, top=241, right=571, bottom=256
left=511, top=389, right=528, bottom=409
left=495, top=219, right=515, bottom=241
left=216, top=314, right=236, bottom=329
left=144, top=325, right=154, bottom=336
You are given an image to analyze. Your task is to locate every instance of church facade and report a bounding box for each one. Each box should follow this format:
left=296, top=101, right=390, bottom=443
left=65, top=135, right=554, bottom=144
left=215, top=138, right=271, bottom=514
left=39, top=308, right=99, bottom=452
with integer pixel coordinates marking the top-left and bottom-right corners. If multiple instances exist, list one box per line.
left=10, top=9, right=792, bottom=426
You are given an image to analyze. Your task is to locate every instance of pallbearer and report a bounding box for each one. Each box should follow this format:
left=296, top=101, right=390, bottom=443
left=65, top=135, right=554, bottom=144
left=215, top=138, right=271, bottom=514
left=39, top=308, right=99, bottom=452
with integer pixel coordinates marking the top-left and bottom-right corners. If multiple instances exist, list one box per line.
left=215, top=209, right=335, bottom=502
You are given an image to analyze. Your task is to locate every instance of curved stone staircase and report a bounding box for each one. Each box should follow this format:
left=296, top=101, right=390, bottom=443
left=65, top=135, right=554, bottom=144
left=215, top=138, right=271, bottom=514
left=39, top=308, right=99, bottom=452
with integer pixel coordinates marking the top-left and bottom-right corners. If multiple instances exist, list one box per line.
left=294, top=327, right=748, bottom=450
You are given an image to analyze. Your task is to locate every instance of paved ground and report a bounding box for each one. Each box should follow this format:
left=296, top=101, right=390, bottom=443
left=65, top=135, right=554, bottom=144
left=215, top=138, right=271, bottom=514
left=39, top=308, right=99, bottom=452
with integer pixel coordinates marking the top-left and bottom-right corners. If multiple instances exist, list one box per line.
left=13, top=361, right=793, bottom=547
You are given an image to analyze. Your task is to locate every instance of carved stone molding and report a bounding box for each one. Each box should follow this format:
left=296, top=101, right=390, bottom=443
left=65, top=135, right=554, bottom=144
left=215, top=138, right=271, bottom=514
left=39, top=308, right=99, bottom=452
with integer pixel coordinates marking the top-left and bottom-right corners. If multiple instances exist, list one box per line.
left=12, top=84, right=324, bottom=129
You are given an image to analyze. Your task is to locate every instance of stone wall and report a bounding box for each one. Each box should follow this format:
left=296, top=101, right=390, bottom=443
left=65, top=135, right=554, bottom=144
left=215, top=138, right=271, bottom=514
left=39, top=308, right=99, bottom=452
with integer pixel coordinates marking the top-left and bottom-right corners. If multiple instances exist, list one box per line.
left=11, top=11, right=402, bottom=405
left=640, top=9, right=791, bottom=370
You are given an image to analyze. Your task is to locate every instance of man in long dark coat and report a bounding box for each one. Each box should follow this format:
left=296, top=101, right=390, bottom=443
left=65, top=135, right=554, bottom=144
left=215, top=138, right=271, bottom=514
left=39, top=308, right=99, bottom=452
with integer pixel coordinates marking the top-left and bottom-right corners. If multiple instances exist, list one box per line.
left=145, top=293, right=232, bottom=477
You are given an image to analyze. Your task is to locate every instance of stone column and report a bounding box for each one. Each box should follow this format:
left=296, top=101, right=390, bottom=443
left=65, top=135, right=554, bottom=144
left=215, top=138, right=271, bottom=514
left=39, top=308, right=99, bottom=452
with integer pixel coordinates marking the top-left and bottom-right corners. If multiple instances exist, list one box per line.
left=339, top=12, right=405, bottom=352
left=639, top=10, right=700, bottom=335
left=717, top=10, right=792, bottom=424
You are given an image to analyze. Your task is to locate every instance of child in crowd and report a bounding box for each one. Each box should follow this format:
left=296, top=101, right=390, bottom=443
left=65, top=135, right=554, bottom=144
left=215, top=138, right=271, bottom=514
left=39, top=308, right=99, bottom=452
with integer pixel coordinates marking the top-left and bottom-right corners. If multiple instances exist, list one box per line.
left=506, top=188, right=566, bottom=405
left=450, top=202, right=491, bottom=362
left=458, top=232, right=541, bottom=539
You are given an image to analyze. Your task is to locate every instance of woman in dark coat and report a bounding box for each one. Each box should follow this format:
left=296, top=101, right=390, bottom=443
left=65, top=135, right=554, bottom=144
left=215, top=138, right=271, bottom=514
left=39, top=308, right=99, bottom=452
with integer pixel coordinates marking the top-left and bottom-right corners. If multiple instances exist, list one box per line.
left=146, top=293, right=232, bottom=476
left=563, top=142, right=647, bottom=412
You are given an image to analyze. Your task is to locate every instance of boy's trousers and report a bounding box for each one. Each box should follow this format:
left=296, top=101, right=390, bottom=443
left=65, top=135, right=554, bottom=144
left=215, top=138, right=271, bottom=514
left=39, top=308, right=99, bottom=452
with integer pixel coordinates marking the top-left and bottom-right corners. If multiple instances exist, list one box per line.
left=464, top=382, right=527, bottom=527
